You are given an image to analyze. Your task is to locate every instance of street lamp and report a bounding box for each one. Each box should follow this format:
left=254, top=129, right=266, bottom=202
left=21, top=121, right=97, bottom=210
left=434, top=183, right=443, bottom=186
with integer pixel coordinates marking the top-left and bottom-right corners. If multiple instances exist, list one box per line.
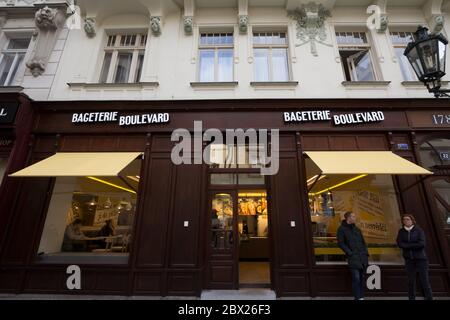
left=404, top=26, right=449, bottom=98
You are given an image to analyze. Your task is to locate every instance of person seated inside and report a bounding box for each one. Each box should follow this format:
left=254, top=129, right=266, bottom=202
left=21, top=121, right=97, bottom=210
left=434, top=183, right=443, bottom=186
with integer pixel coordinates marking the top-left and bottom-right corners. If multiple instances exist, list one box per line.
left=98, top=219, right=115, bottom=249
left=62, top=218, right=87, bottom=252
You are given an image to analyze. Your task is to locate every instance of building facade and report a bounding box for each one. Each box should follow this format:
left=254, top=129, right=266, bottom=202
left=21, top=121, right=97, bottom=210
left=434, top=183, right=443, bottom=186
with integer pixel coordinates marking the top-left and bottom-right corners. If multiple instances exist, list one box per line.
left=0, top=0, right=450, bottom=297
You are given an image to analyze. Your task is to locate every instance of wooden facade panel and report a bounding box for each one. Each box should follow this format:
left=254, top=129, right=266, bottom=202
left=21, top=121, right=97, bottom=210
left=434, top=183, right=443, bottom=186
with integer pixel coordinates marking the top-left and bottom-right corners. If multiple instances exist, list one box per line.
left=315, top=272, right=351, bottom=293
left=24, top=270, right=62, bottom=291
left=135, top=156, right=173, bottom=267
left=329, top=136, right=358, bottom=150
left=89, top=136, right=119, bottom=151
left=34, top=136, right=56, bottom=153
left=169, top=164, right=203, bottom=268
left=356, top=135, right=388, bottom=150
left=0, top=270, right=21, bottom=291
left=271, top=154, right=307, bottom=267
left=117, top=136, right=146, bottom=151
left=1, top=178, right=52, bottom=265
left=133, top=272, right=162, bottom=294
left=301, top=136, right=329, bottom=150
left=152, top=135, right=174, bottom=152
left=279, top=134, right=297, bottom=151
left=209, top=264, right=234, bottom=284
left=95, top=272, right=129, bottom=292
left=60, top=136, right=91, bottom=151
left=278, top=273, right=309, bottom=295
left=167, top=273, right=198, bottom=294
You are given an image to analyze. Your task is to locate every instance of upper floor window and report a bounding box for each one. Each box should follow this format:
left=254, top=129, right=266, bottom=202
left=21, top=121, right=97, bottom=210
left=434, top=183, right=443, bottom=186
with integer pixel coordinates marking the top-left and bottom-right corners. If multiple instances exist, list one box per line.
left=99, top=33, right=147, bottom=84
left=390, top=31, right=417, bottom=81
left=336, top=31, right=377, bottom=81
left=198, top=32, right=234, bottom=82
left=0, top=36, right=31, bottom=86
left=253, top=32, right=290, bottom=81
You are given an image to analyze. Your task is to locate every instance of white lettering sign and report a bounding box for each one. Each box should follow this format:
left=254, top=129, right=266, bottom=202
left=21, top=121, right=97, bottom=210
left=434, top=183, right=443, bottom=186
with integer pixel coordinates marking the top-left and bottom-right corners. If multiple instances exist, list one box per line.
left=71, top=112, right=170, bottom=126
left=66, top=265, right=81, bottom=290
left=284, top=111, right=385, bottom=126
left=0, top=108, right=7, bottom=117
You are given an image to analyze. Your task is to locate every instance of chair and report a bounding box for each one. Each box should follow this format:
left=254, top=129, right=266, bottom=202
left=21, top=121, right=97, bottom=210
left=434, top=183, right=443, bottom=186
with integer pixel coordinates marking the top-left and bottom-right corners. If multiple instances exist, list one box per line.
left=111, top=234, right=131, bottom=253
left=91, top=237, right=115, bottom=253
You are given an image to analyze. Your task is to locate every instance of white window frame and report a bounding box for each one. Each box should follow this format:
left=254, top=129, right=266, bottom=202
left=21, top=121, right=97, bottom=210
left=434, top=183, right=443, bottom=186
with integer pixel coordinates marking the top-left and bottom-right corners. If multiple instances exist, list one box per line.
left=252, top=31, right=291, bottom=81
left=99, top=33, right=147, bottom=84
left=336, top=31, right=378, bottom=82
left=389, top=31, right=418, bottom=81
left=197, top=32, right=234, bottom=82
left=0, top=34, right=32, bottom=86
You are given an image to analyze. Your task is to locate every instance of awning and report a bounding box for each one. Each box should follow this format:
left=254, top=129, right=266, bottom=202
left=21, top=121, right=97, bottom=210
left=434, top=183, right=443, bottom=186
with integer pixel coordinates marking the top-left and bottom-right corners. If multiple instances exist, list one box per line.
left=9, top=152, right=142, bottom=177
left=304, top=151, right=432, bottom=175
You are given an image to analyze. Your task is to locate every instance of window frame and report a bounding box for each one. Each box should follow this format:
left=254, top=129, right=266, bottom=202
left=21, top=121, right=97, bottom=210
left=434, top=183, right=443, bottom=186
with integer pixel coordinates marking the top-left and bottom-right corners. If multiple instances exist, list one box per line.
left=389, top=31, right=418, bottom=81
left=99, top=33, right=147, bottom=84
left=0, top=34, right=32, bottom=86
left=336, top=31, right=378, bottom=82
left=197, top=32, right=234, bottom=82
left=252, top=31, right=291, bottom=81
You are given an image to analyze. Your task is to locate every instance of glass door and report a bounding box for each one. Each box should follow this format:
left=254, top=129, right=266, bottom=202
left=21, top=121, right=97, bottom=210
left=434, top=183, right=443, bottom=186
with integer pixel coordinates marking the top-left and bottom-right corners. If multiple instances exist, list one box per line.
left=206, top=190, right=238, bottom=289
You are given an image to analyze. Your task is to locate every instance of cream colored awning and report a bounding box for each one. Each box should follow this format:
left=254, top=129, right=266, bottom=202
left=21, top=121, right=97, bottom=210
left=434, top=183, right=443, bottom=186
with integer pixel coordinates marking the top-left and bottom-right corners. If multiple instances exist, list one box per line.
left=9, top=152, right=142, bottom=177
left=304, top=151, right=432, bottom=175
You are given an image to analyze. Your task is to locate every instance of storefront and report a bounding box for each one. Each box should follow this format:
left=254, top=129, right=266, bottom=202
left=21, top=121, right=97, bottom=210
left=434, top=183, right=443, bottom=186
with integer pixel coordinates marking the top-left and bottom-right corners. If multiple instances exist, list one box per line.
left=0, top=88, right=34, bottom=270
left=1, top=98, right=449, bottom=297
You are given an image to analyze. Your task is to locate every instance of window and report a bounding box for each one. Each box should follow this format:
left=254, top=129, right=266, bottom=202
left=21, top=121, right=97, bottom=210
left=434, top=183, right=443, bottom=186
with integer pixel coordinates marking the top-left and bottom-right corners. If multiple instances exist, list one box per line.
left=99, top=34, right=147, bottom=83
left=37, top=159, right=141, bottom=263
left=0, top=36, right=31, bottom=86
left=306, top=157, right=403, bottom=264
left=208, top=144, right=266, bottom=169
left=253, top=32, right=290, bottom=81
left=390, top=32, right=417, bottom=81
left=419, top=138, right=450, bottom=226
left=198, top=33, right=234, bottom=82
left=336, top=31, right=377, bottom=81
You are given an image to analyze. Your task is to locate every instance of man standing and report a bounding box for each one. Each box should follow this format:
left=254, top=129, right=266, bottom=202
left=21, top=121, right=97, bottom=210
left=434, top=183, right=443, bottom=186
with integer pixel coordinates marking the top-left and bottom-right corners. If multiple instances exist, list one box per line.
left=337, top=211, right=369, bottom=300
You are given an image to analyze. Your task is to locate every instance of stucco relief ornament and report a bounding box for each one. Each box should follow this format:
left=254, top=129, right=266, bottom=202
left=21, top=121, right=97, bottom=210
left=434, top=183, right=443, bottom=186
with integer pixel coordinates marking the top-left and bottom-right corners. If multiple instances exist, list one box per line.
left=84, top=17, right=96, bottom=38
left=239, top=15, right=248, bottom=34
left=287, top=2, right=332, bottom=57
left=184, top=16, right=193, bottom=35
left=150, top=16, right=161, bottom=36
left=433, top=15, right=445, bottom=33
left=35, top=6, right=59, bottom=30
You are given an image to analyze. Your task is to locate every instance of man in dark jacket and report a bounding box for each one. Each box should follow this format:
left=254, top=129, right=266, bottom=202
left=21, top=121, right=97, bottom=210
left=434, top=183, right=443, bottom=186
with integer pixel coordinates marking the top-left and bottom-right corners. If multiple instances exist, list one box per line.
left=337, top=211, right=369, bottom=300
left=396, top=214, right=433, bottom=300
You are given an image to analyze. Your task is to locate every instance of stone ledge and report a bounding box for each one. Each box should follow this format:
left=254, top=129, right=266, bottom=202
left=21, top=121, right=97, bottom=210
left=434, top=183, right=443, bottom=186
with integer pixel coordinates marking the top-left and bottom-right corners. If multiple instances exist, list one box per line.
left=67, top=82, right=159, bottom=89
left=341, top=81, right=391, bottom=87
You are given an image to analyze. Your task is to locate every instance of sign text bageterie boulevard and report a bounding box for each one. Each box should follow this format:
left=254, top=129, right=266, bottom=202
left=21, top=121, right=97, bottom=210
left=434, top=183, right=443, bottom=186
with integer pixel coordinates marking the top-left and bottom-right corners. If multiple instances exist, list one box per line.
left=283, top=110, right=385, bottom=126
left=71, top=111, right=170, bottom=126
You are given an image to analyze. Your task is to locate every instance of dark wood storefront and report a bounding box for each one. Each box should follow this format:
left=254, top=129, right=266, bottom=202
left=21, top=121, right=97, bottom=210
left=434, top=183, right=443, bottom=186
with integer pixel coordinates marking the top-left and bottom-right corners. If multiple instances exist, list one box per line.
left=0, top=98, right=449, bottom=297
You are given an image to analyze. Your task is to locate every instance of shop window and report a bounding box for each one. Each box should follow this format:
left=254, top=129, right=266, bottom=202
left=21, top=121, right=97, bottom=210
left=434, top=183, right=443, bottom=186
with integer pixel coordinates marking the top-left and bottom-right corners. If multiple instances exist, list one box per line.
left=390, top=31, right=417, bottom=81
left=198, top=32, right=234, bottom=82
left=336, top=31, right=377, bottom=81
left=37, top=159, right=141, bottom=263
left=0, top=35, right=31, bottom=86
left=208, top=144, right=265, bottom=169
left=253, top=32, right=290, bottom=81
left=306, top=158, right=402, bottom=264
left=210, top=173, right=265, bottom=185
left=419, top=138, right=450, bottom=226
left=99, top=33, right=147, bottom=83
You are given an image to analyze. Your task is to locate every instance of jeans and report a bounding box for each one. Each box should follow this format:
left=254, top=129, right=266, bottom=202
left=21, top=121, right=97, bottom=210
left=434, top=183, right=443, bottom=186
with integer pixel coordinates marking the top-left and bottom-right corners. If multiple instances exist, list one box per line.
left=350, top=268, right=365, bottom=300
left=405, top=259, right=433, bottom=300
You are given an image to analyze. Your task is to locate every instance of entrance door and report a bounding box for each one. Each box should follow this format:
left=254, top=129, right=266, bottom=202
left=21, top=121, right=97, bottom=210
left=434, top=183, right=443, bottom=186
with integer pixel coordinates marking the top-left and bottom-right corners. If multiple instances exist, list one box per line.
left=237, top=190, right=271, bottom=287
left=206, top=190, right=238, bottom=289
left=205, top=188, right=271, bottom=289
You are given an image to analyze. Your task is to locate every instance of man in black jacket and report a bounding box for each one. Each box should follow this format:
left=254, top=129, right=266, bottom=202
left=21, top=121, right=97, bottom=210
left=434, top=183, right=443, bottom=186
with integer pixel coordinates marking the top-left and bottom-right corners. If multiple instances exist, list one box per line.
left=337, top=211, right=369, bottom=300
left=396, top=214, right=433, bottom=300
